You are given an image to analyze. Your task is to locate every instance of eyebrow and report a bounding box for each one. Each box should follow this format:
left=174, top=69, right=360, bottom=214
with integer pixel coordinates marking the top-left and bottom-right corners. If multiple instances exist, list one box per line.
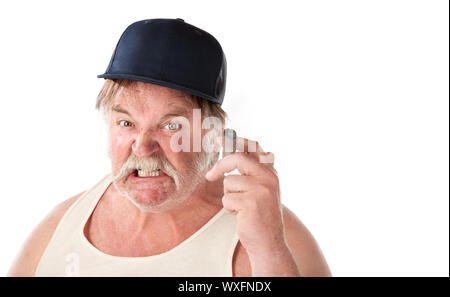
left=111, top=104, right=189, bottom=121
left=112, top=105, right=131, bottom=116
left=159, top=108, right=189, bottom=121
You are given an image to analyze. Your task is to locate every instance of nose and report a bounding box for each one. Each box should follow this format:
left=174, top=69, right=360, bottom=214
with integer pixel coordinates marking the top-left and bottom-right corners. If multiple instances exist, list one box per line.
left=131, top=130, right=160, bottom=157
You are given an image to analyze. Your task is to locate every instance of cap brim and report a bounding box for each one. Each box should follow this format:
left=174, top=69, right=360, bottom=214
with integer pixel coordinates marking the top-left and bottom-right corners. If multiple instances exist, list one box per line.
left=97, top=73, right=222, bottom=105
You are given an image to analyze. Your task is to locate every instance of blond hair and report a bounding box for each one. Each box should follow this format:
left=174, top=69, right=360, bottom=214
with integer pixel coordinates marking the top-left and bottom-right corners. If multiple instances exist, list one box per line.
left=95, top=79, right=227, bottom=123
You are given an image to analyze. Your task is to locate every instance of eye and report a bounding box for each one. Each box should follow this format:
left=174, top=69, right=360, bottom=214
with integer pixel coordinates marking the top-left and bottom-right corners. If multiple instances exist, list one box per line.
left=165, top=122, right=181, bottom=131
left=118, top=120, right=133, bottom=127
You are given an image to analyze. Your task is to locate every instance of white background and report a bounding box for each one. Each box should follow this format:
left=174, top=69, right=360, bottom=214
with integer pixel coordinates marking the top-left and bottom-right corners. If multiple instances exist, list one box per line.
left=0, top=0, right=448, bottom=276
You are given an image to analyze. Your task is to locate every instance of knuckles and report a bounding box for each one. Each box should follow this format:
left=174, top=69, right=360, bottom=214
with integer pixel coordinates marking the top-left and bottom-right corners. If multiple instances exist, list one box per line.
left=269, top=171, right=280, bottom=187
left=220, top=146, right=280, bottom=203
left=233, top=152, right=249, bottom=162
left=254, top=140, right=260, bottom=151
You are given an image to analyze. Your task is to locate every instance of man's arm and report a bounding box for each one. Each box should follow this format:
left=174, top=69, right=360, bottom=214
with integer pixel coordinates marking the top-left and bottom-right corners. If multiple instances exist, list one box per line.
left=7, top=192, right=84, bottom=276
left=282, top=205, right=332, bottom=276
left=244, top=205, right=332, bottom=277
left=206, top=138, right=332, bottom=277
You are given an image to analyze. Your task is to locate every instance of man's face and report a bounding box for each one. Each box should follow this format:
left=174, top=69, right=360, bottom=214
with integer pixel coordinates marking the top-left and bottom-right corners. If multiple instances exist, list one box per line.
left=107, top=81, right=211, bottom=213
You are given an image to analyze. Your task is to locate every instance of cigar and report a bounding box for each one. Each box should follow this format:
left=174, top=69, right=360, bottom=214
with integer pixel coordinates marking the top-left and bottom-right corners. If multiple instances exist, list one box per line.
left=221, top=128, right=240, bottom=175
left=222, top=128, right=237, bottom=158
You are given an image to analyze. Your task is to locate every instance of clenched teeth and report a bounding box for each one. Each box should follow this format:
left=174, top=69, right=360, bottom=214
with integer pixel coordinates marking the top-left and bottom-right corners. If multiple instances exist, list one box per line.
left=136, top=168, right=162, bottom=177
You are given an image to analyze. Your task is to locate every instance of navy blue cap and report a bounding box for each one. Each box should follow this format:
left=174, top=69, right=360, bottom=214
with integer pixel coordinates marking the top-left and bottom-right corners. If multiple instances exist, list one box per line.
left=97, top=18, right=227, bottom=105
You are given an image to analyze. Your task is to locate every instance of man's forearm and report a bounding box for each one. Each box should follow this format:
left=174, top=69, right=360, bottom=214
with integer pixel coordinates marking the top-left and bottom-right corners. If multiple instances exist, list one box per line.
left=247, top=244, right=301, bottom=277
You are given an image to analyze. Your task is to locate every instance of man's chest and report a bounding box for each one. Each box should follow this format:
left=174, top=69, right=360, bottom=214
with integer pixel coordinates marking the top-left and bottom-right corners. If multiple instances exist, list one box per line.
left=85, top=217, right=252, bottom=276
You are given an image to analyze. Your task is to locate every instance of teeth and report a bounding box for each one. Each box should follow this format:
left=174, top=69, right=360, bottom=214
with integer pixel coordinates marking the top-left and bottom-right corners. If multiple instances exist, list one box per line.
left=136, top=169, right=162, bottom=177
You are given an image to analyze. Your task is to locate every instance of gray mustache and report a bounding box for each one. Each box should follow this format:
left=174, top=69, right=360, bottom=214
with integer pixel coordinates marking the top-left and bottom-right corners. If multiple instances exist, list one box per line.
left=113, top=154, right=177, bottom=181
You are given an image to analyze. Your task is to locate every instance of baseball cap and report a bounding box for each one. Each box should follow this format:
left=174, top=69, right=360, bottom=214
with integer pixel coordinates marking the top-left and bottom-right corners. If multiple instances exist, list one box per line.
left=97, top=18, right=227, bottom=105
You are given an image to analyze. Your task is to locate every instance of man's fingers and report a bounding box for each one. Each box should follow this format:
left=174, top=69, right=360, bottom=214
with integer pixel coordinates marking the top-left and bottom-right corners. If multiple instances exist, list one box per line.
left=236, top=137, right=275, bottom=164
left=236, top=137, right=265, bottom=154
left=222, top=192, right=243, bottom=215
left=205, top=152, right=266, bottom=181
left=223, top=174, right=255, bottom=193
left=258, top=151, right=275, bottom=164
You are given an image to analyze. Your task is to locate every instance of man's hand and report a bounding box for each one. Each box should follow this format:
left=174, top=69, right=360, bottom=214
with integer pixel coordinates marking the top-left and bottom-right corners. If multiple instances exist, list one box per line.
left=205, top=137, right=300, bottom=276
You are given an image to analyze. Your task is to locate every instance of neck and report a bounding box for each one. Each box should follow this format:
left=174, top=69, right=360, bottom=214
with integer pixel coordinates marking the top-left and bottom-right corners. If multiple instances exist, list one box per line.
left=101, top=176, right=224, bottom=243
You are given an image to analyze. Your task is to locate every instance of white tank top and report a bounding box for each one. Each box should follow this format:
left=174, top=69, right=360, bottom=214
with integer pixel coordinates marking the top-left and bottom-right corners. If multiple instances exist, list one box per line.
left=35, top=174, right=239, bottom=276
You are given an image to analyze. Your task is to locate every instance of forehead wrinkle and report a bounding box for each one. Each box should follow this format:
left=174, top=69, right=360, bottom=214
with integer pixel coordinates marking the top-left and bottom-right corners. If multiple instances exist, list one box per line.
left=113, top=82, right=195, bottom=120
left=167, top=94, right=194, bottom=107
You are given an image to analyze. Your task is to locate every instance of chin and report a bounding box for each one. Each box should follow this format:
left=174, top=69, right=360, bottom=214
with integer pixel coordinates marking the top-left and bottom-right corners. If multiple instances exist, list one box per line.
left=112, top=171, right=200, bottom=213
left=131, top=188, right=167, bottom=204
left=127, top=192, right=181, bottom=213
left=114, top=184, right=182, bottom=213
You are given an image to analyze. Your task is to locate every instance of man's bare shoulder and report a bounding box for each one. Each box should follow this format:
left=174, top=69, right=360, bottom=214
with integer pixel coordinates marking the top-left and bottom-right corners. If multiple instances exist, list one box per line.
left=234, top=204, right=332, bottom=277
left=281, top=205, right=332, bottom=277
left=7, top=191, right=85, bottom=276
